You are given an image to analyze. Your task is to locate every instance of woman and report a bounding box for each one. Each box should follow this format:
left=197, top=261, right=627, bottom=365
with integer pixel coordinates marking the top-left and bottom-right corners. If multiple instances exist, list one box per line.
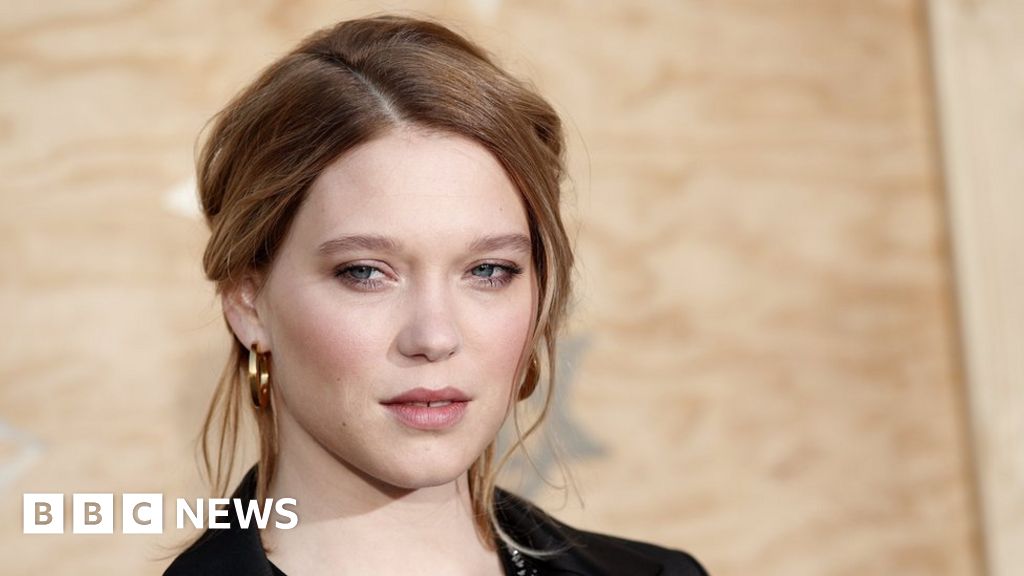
left=165, top=15, right=707, bottom=576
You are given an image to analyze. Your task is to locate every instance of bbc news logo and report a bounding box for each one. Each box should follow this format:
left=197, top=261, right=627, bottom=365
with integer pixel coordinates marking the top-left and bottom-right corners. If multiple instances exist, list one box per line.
left=23, top=493, right=297, bottom=534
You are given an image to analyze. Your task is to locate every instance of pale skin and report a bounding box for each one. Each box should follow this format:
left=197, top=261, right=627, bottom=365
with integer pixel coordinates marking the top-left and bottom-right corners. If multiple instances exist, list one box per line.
left=222, top=127, right=538, bottom=576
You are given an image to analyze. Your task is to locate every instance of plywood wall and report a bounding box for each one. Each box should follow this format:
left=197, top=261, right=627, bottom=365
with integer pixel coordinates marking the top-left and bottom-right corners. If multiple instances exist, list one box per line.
left=0, top=1, right=985, bottom=574
left=929, top=1, right=1024, bottom=574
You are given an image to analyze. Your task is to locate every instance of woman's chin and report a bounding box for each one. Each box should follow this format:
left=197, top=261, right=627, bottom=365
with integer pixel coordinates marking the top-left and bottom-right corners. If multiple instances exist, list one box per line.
left=366, top=452, right=478, bottom=491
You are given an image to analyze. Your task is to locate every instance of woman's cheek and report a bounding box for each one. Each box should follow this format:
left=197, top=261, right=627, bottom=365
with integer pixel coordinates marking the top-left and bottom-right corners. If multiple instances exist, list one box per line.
left=485, top=295, right=535, bottom=376
left=309, top=312, right=384, bottom=376
left=275, top=296, right=382, bottom=386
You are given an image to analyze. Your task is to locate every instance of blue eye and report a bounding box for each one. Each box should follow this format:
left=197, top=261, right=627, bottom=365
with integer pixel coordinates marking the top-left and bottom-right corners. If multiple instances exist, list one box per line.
left=347, top=266, right=375, bottom=280
left=334, top=265, right=386, bottom=289
left=334, top=262, right=524, bottom=291
left=472, top=264, right=499, bottom=277
left=471, top=263, right=523, bottom=287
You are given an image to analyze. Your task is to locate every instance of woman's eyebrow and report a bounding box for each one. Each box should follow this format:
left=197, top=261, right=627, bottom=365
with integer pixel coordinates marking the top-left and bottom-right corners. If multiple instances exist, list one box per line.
left=317, top=234, right=400, bottom=255
left=316, top=233, right=531, bottom=256
left=467, top=233, right=532, bottom=255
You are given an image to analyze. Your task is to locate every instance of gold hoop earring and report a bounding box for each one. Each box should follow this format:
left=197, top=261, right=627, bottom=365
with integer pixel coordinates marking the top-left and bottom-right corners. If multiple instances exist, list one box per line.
left=248, top=343, right=270, bottom=409
left=518, top=354, right=540, bottom=401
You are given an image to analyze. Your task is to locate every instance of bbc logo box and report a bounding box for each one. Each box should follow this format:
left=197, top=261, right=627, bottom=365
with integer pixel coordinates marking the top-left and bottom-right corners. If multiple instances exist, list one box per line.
left=23, top=493, right=163, bottom=534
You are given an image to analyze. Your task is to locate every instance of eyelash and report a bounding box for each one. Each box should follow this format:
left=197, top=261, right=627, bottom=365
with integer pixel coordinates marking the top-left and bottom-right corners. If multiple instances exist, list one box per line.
left=333, top=263, right=524, bottom=291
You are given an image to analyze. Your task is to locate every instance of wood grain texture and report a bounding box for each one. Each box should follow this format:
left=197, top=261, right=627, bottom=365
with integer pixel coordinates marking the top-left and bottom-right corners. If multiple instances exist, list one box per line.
left=0, top=1, right=982, bottom=574
left=929, top=1, right=1024, bottom=574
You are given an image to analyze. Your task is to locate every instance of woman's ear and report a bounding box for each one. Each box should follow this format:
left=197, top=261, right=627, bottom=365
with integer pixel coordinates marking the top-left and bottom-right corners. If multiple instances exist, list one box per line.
left=221, top=273, right=269, bottom=350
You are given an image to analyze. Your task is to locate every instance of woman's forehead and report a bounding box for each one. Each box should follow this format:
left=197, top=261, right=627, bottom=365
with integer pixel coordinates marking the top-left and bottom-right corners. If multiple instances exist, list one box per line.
left=296, top=130, right=530, bottom=242
left=312, top=129, right=516, bottom=198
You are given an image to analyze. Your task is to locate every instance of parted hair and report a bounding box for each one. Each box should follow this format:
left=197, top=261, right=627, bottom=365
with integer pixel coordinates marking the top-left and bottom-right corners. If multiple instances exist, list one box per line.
left=196, top=14, right=574, bottom=553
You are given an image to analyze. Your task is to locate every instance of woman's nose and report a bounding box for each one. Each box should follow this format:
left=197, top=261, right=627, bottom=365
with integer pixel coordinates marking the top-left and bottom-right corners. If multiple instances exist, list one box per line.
left=395, top=286, right=462, bottom=362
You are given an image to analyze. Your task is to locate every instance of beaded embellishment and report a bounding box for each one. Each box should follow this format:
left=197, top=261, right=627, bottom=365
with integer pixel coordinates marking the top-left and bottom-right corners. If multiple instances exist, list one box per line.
left=506, top=547, right=539, bottom=576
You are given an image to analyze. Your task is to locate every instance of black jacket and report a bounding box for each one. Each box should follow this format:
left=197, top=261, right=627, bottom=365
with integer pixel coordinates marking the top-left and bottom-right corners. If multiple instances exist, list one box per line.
left=164, top=467, right=708, bottom=576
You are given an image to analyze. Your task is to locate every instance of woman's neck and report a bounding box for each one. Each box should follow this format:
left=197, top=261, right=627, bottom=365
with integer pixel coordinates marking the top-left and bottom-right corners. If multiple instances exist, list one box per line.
left=259, top=418, right=503, bottom=576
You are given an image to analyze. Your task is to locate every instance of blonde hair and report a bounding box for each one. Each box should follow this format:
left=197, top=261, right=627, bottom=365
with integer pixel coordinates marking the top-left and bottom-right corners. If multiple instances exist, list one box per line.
left=196, top=15, right=574, bottom=553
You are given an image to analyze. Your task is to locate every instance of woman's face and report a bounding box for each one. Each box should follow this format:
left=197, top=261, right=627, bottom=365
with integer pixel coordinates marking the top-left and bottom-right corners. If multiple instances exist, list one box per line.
left=236, top=128, right=536, bottom=490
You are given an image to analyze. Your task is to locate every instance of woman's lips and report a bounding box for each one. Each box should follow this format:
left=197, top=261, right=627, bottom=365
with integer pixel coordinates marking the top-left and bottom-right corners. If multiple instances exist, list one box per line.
left=381, top=387, right=470, bottom=430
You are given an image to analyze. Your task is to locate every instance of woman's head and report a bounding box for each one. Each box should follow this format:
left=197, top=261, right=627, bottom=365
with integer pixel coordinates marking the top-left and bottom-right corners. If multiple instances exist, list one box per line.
left=197, top=15, right=573, bottom=548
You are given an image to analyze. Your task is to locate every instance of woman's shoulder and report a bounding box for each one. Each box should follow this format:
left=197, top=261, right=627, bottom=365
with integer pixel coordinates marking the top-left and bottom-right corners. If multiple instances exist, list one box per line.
left=163, top=471, right=707, bottom=576
left=559, top=526, right=709, bottom=576
left=494, top=488, right=709, bottom=576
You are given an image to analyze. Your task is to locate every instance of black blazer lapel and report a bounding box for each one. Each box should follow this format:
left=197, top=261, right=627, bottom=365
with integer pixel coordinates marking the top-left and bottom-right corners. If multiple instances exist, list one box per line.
left=493, top=488, right=665, bottom=576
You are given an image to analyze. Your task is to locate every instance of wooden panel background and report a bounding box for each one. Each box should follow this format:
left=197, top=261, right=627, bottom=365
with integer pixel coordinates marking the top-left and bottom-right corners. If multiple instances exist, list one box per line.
left=928, top=1, right=1024, bottom=575
left=0, top=1, right=986, bottom=574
